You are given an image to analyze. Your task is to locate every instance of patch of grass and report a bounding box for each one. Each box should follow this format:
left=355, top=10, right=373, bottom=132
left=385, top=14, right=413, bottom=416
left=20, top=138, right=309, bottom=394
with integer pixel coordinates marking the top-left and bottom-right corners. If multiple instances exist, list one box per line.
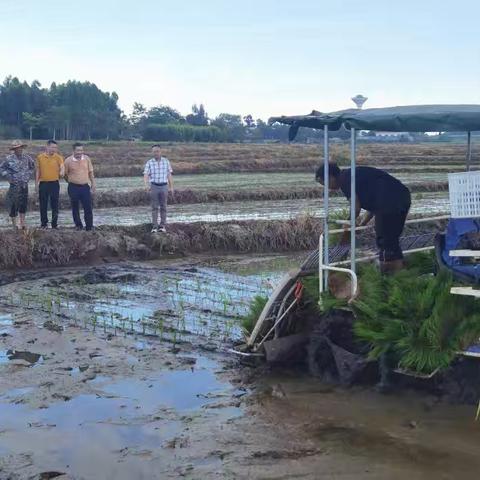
left=352, top=264, right=480, bottom=375
left=298, top=251, right=477, bottom=375
left=404, top=250, right=436, bottom=275
left=301, top=273, right=348, bottom=314
left=327, top=208, right=350, bottom=244
left=241, top=295, right=268, bottom=334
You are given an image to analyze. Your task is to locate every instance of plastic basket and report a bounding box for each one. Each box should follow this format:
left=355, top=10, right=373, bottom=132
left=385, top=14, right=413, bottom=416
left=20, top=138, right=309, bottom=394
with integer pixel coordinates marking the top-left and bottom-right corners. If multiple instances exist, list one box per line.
left=448, top=171, right=480, bottom=218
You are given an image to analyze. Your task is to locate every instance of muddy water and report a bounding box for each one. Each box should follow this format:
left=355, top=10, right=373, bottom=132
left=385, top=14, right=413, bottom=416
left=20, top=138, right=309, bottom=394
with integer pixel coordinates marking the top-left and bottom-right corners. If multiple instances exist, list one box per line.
left=246, top=374, right=480, bottom=479
left=85, top=192, right=450, bottom=225
left=1, top=256, right=480, bottom=479
left=0, top=354, right=240, bottom=479
left=0, top=315, right=12, bottom=336
left=0, top=192, right=450, bottom=228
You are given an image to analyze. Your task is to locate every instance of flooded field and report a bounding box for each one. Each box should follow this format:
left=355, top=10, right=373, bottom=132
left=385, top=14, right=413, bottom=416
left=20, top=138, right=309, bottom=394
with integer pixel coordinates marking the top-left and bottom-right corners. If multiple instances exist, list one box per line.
left=0, top=192, right=450, bottom=228
left=1, top=255, right=480, bottom=479
left=0, top=142, right=475, bottom=479
left=3, top=261, right=283, bottom=342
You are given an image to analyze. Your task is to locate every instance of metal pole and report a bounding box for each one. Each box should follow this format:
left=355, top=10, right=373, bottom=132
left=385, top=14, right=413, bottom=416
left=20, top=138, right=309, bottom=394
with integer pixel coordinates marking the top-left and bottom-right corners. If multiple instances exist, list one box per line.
left=467, top=131, right=472, bottom=171
left=331, top=245, right=435, bottom=267
left=350, top=128, right=357, bottom=276
left=319, top=233, right=324, bottom=299
left=323, top=125, right=329, bottom=289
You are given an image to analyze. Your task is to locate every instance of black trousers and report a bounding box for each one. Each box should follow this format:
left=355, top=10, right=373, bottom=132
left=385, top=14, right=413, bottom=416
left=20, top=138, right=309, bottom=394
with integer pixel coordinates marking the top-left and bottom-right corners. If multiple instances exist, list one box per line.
left=68, top=183, right=93, bottom=230
left=7, top=183, right=28, bottom=217
left=375, top=206, right=410, bottom=262
left=39, top=181, right=60, bottom=227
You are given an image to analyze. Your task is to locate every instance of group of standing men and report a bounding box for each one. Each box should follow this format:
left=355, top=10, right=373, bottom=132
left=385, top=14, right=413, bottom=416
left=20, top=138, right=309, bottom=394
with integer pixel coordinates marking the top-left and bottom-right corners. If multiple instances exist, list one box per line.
left=0, top=141, right=174, bottom=232
left=0, top=140, right=95, bottom=230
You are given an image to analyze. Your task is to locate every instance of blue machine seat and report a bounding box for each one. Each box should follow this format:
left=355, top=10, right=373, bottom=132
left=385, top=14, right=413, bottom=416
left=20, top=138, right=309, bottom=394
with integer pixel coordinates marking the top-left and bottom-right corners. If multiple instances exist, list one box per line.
left=435, top=218, right=480, bottom=284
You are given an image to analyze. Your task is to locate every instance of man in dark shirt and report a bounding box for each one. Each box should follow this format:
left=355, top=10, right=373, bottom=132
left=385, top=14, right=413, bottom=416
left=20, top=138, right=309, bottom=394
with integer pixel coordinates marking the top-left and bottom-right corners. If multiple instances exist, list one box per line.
left=316, top=163, right=411, bottom=271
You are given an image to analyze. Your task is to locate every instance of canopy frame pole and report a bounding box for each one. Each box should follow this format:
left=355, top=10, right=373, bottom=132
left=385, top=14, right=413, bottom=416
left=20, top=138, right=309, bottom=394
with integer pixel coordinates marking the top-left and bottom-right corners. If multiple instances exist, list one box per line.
left=350, top=128, right=357, bottom=281
left=323, top=125, right=329, bottom=289
left=467, top=131, right=472, bottom=171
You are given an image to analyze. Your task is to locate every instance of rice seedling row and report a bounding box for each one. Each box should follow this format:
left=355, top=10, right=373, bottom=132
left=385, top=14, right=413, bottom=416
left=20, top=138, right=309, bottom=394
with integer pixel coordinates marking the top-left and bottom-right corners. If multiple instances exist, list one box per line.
left=0, top=263, right=282, bottom=345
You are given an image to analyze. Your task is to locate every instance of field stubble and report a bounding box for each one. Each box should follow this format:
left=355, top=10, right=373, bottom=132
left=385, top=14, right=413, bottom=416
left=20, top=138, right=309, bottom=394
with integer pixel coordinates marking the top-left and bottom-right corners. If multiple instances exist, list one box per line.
left=0, top=141, right=477, bottom=177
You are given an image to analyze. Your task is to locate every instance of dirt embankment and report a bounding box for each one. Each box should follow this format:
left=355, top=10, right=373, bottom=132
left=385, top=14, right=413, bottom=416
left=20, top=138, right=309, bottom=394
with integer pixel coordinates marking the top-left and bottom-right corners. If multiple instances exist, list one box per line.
left=0, top=215, right=446, bottom=272
left=0, top=217, right=323, bottom=271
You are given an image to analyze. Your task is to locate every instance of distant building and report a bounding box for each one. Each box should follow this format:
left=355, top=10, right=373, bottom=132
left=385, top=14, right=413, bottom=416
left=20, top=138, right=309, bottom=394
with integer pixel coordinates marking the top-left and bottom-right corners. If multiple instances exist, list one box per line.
left=361, top=131, right=414, bottom=142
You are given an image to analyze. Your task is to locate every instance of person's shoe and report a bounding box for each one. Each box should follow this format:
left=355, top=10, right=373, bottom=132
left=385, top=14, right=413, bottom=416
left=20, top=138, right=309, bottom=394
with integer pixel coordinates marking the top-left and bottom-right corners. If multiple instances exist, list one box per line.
left=75, top=226, right=84, bottom=231
left=51, top=225, right=58, bottom=230
left=151, top=227, right=158, bottom=233
left=40, top=225, right=48, bottom=230
left=85, top=227, right=94, bottom=232
left=158, top=226, right=167, bottom=233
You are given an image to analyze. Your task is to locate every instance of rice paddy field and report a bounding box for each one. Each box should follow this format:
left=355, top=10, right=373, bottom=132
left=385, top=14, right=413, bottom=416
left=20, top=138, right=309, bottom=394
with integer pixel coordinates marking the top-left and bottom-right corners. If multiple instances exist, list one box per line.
left=0, top=171, right=450, bottom=193
left=0, top=141, right=473, bottom=225
left=2, top=141, right=480, bottom=479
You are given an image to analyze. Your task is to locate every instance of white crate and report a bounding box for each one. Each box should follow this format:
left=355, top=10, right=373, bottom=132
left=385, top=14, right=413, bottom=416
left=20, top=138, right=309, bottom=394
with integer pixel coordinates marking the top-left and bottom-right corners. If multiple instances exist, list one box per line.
left=448, top=171, right=480, bottom=218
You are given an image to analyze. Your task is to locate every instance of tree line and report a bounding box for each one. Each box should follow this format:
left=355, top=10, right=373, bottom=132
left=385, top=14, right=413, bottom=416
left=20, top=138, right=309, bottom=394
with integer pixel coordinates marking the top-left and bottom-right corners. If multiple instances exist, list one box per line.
left=0, top=76, right=346, bottom=143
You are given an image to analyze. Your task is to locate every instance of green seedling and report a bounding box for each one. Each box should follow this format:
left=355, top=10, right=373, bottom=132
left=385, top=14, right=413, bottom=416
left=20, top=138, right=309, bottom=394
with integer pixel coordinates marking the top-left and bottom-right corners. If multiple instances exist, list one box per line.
left=157, top=317, right=164, bottom=340
left=172, top=327, right=177, bottom=350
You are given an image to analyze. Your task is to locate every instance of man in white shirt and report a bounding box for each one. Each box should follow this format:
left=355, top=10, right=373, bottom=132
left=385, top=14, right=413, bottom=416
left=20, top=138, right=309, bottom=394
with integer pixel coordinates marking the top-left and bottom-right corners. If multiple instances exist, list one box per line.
left=143, top=145, right=174, bottom=233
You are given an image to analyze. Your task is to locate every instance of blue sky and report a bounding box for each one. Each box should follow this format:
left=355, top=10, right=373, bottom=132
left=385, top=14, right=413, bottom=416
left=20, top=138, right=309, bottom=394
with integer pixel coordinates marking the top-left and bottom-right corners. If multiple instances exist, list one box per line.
left=2, top=0, right=480, bottom=118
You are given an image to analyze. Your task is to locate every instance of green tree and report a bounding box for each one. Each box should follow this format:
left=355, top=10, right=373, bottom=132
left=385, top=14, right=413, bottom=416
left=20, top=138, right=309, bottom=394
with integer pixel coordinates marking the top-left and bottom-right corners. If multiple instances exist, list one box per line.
left=22, top=112, right=45, bottom=140
left=211, top=113, right=245, bottom=142
left=45, top=106, right=70, bottom=140
left=0, top=77, right=122, bottom=140
left=146, top=105, right=184, bottom=125
left=129, top=102, right=147, bottom=135
left=49, top=81, right=122, bottom=139
left=186, top=104, right=209, bottom=126
left=0, top=76, right=31, bottom=127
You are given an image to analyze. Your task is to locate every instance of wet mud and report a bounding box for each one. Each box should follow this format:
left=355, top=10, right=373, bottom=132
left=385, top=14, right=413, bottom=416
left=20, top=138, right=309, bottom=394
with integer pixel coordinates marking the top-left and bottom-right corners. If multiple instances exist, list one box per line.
left=1, top=257, right=480, bottom=479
